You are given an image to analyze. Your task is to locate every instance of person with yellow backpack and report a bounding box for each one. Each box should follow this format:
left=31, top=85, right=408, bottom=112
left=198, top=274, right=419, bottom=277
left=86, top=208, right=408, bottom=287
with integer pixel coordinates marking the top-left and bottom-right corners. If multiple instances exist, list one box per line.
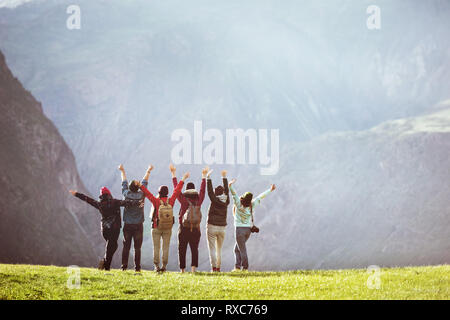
left=138, top=166, right=189, bottom=272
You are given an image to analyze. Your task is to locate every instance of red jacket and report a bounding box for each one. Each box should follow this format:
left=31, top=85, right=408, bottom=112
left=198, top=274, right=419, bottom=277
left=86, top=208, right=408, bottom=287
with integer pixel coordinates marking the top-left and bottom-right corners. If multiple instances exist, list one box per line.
left=172, top=177, right=206, bottom=224
left=140, top=180, right=184, bottom=228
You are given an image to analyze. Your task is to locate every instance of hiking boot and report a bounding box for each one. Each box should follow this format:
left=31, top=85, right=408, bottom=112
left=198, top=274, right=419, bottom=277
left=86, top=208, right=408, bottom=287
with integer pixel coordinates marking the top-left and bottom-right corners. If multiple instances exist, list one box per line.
left=98, top=259, right=105, bottom=271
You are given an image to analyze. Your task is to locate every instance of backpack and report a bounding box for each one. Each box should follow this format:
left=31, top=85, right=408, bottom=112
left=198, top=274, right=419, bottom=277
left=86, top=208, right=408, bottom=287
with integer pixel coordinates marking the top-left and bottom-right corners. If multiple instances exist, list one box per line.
left=182, top=200, right=202, bottom=231
left=157, top=199, right=174, bottom=230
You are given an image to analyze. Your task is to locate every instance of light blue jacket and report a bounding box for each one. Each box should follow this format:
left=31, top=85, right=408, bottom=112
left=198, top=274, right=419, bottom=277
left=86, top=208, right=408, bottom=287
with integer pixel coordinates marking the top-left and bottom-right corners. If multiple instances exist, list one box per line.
left=229, top=184, right=272, bottom=227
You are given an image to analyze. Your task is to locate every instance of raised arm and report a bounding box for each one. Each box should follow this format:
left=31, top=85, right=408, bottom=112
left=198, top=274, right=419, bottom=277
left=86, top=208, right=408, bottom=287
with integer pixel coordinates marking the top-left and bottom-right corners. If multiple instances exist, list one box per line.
left=252, top=184, right=276, bottom=208
left=198, top=166, right=208, bottom=205
left=170, top=163, right=178, bottom=188
left=222, top=170, right=230, bottom=205
left=169, top=172, right=189, bottom=206
left=142, top=165, right=153, bottom=187
left=118, top=164, right=127, bottom=182
left=119, top=164, right=128, bottom=196
left=207, top=177, right=215, bottom=202
left=139, top=183, right=158, bottom=206
left=228, top=179, right=240, bottom=206
left=70, top=190, right=99, bottom=210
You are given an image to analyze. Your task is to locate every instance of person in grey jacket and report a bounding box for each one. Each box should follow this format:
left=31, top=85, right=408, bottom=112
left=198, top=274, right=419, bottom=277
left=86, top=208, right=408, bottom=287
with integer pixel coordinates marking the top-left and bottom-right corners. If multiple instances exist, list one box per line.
left=205, top=169, right=230, bottom=272
left=118, top=164, right=151, bottom=272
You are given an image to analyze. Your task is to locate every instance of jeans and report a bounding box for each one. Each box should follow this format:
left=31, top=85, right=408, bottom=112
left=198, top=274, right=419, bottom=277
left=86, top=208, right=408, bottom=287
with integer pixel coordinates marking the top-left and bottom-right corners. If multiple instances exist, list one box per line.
left=102, top=227, right=120, bottom=270
left=234, top=227, right=252, bottom=269
left=152, top=227, right=172, bottom=269
left=206, top=224, right=226, bottom=269
left=178, top=226, right=201, bottom=269
left=121, top=223, right=143, bottom=271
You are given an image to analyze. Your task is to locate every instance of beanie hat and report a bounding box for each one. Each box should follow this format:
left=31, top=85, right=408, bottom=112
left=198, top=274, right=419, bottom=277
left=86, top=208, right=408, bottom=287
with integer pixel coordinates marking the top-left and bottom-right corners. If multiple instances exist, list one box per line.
left=159, top=186, right=169, bottom=198
left=186, top=182, right=195, bottom=190
left=100, top=187, right=112, bottom=196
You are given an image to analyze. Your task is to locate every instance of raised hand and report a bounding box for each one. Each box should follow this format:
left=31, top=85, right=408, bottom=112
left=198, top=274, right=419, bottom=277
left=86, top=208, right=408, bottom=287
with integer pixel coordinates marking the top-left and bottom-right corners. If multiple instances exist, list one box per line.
left=271, top=184, right=276, bottom=192
left=201, top=166, right=210, bottom=177
left=182, top=172, right=190, bottom=181
left=221, top=170, right=227, bottom=177
left=206, top=169, right=214, bottom=178
left=69, top=190, right=77, bottom=196
left=118, top=164, right=124, bottom=171
left=147, top=165, right=154, bottom=173
left=229, top=178, right=236, bottom=186
left=169, top=163, right=176, bottom=173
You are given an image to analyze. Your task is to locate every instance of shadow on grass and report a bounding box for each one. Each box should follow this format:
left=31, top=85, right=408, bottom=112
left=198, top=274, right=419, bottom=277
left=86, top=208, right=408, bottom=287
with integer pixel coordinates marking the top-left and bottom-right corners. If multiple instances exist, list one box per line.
left=194, top=270, right=321, bottom=278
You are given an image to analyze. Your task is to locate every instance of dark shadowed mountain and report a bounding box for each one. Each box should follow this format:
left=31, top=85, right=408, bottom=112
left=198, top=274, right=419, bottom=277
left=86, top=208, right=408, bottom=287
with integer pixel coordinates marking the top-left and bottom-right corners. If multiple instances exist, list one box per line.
left=0, top=50, right=103, bottom=266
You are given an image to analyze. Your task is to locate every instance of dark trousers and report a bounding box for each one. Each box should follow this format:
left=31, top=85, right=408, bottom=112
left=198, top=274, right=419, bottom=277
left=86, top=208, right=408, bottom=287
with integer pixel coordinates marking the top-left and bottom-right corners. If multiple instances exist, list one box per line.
left=121, top=223, right=144, bottom=271
left=102, top=227, right=120, bottom=270
left=234, top=227, right=252, bottom=269
left=178, top=226, right=201, bottom=269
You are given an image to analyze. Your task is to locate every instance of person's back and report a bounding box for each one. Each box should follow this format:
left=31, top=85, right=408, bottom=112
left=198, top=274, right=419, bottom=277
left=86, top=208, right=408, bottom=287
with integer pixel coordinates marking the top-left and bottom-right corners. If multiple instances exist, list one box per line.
left=122, top=181, right=146, bottom=225
left=205, top=169, right=230, bottom=272
left=229, top=179, right=276, bottom=271
left=118, top=164, right=150, bottom=272
left=207, top=171, right=230, bottom=227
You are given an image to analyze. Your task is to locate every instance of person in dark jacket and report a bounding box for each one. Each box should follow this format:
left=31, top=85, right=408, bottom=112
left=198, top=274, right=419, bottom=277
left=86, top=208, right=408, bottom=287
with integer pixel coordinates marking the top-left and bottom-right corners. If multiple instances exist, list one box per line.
left=205, top=169, right=230, bottom=272
left=170, top=164, right=208, bottom=273
left=69, top=187, right=141, bottom=271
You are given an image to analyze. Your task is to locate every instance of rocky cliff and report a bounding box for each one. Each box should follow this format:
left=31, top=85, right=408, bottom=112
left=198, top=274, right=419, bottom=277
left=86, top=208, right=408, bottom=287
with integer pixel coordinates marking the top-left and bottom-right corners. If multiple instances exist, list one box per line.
left=0, top=50, right=103, bottom=266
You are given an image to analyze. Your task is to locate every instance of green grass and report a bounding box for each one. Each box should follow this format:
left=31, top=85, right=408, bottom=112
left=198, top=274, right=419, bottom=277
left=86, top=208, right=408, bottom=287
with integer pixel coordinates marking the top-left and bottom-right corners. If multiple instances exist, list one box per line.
left=0, top=264, right=448, bottom=300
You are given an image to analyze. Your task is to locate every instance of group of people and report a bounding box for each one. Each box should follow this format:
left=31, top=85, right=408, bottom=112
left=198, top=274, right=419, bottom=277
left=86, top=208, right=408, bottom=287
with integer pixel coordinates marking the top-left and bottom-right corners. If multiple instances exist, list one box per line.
left=69, top=164, right=276, bottom=273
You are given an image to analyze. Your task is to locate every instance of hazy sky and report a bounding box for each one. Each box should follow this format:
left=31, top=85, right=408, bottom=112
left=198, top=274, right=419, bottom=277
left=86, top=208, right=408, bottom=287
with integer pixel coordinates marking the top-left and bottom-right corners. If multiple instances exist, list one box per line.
left=0, top=0, right=34, bottom=9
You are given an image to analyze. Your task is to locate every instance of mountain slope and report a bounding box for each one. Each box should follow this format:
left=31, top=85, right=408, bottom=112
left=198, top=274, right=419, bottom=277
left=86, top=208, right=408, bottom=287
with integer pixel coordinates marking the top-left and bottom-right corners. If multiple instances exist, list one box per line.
left=0, top=50, right=103, bottom=266
left=243, top=108, right=450, bottom=269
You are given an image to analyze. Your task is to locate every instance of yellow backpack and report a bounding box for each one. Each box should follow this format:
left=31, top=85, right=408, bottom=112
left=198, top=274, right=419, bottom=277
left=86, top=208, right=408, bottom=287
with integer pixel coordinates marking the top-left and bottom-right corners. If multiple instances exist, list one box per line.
left=157, top=199, right=174, bottom=230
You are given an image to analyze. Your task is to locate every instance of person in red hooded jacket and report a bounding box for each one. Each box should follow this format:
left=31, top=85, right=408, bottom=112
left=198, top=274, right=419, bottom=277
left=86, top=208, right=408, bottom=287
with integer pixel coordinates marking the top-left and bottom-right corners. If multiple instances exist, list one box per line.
left=138, top=168, right=189, bottom=272
left=69, top=187, right=141, bottom=271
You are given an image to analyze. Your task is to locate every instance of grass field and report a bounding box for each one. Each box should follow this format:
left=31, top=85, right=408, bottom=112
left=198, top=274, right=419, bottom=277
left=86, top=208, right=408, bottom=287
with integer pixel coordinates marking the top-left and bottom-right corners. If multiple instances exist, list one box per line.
left=0, top=264, right=449, bottom=300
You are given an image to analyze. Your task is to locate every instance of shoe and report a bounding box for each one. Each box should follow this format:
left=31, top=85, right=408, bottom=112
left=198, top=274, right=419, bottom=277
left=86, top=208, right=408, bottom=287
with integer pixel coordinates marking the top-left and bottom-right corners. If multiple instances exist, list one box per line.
left=211, top=267, right=217, bottom=272
left=98, top=259, right=105, bottom=270
left=135, top=268, right=141, bottom=272
left=216, top=267, right=221, bottom=272
left=242, top=268, right=249, bottom=272
left=154, top=266, right=161, bottom=273
left=232, top=268, right=241, bottom=272
left=160, top=267, right=166, bottom=273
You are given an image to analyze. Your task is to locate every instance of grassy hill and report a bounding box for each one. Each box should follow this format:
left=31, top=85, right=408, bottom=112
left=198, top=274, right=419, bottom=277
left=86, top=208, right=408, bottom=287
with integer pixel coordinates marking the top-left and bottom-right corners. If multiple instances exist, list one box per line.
left=0, top=264, right=449, bottom=300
